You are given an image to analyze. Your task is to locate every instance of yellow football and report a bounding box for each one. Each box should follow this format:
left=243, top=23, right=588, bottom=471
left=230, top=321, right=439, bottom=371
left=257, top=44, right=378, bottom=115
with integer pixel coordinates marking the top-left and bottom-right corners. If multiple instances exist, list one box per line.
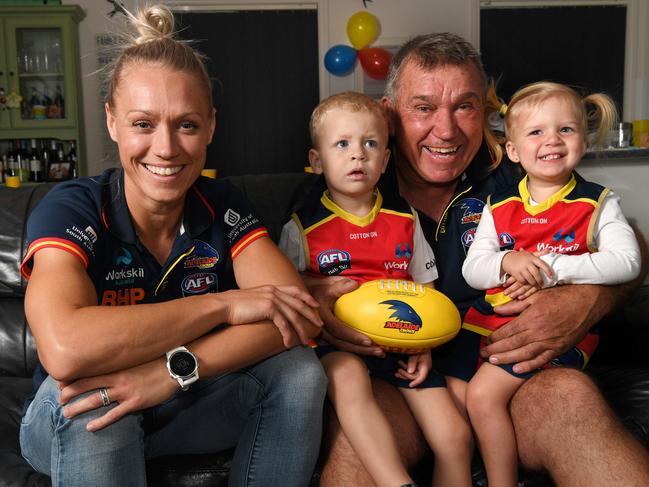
left=334, top=279, right=460, bottom=354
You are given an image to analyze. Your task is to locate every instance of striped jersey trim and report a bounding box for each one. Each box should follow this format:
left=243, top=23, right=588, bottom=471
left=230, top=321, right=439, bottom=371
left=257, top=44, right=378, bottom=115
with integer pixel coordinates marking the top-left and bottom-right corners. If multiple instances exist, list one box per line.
left=231, top=228, right=269, bottom=259
left=20, top=238, right=89, bottom=280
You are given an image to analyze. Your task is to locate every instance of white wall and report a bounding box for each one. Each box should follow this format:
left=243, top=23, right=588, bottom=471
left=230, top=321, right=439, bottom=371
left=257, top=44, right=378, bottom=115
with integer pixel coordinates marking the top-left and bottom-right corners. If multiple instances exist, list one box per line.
left=64, top=0, right=648, bottom=177
left=63, top=0, right=476, bottom=176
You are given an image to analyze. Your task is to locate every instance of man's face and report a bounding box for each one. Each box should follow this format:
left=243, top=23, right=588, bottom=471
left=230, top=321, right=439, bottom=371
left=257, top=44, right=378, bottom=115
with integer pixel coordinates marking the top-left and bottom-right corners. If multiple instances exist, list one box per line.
left=384, top=61, right=485, bottom=185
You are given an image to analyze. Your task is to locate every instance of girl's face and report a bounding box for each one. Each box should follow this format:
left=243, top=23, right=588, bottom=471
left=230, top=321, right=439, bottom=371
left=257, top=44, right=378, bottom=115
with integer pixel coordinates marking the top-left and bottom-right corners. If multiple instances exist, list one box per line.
left=505, top=96, right=586, bottom=186
left=106, top=64, right=215, bottom=210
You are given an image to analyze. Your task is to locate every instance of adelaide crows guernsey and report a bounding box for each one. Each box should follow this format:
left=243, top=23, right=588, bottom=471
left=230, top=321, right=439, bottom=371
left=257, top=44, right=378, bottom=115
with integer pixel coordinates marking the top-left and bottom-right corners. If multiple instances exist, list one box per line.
left=280, top=185, right=437, bottom=284
left=463, top=173, right=608, bottom=339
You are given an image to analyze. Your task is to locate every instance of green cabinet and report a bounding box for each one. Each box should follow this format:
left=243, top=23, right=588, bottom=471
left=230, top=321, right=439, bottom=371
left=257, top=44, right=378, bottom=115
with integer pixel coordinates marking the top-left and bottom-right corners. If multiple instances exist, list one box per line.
left=0, top=5, right=86, bottom=174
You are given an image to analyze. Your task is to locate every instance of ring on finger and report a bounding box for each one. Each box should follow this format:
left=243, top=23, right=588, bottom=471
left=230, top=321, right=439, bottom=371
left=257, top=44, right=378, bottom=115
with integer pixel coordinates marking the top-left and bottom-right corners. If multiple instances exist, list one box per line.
left=99, top=387, right=111, bottom=407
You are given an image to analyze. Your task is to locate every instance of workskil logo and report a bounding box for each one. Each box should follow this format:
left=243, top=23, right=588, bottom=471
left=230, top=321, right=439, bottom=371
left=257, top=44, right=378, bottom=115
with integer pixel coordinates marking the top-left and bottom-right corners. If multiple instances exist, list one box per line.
left=317, top=249, right=351, bottom=275
left=553, top=227, right=576, bottom=244
left=395, top=242, right=412, bottom=259
left=499, top=231, right=515, bottom=250
left=115, top=247, right=133, bottom=266
left=381, top=300, right=422, bottom=334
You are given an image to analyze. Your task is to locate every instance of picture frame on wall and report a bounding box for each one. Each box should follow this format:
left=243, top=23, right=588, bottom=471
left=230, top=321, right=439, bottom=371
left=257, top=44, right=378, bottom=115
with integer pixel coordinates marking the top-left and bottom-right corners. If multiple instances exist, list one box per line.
left=47, top=161, right=72, bottom=181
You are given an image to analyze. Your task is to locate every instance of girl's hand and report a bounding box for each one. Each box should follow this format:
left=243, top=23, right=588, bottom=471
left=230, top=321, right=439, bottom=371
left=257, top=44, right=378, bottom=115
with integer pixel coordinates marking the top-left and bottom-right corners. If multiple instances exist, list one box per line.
left=395, top=351, right=432, bottom=387
left=502, top=249, right=553, bottom=288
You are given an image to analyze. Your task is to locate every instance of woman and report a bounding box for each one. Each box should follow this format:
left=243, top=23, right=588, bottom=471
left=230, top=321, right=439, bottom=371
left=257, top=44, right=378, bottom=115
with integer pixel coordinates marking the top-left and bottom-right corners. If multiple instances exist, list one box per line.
left=19, top=5, right=326, bottom=487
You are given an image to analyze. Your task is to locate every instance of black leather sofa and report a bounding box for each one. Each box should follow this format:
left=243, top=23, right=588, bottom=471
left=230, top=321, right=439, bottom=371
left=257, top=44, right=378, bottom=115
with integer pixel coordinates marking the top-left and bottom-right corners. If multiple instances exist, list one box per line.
left=2, top=173, right=649, bottom=487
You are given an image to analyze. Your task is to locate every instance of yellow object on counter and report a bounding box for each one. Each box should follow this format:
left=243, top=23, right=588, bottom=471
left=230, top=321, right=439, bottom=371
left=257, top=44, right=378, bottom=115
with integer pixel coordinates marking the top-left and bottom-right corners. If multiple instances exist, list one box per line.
left=4, top=176, right=21, bottom=188
left=633, top=120, right=649, bottom=148
left=201, top=168, right=217, bottom=179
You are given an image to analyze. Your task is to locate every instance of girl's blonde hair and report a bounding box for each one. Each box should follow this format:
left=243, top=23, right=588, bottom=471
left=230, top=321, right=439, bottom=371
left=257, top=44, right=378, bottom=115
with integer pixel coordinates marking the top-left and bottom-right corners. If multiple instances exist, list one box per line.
left=503, top=81, right=617, bottom=147
left=105, top=4, right=212, bottom=108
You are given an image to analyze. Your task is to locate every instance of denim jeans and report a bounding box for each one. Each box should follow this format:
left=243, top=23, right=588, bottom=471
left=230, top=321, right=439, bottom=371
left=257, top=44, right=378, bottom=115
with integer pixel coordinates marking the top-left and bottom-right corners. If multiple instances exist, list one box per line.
left=20, top=346, right=327, bottom=487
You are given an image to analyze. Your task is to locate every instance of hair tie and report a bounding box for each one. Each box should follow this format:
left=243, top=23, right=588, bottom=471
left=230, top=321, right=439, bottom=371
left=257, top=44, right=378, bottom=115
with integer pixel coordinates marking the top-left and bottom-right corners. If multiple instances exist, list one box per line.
left=499, top=103, right=508, bottom=118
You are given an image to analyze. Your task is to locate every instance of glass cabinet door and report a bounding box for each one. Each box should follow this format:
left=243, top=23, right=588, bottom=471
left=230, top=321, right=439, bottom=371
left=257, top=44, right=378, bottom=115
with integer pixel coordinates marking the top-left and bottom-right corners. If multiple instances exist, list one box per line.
left=0, top=21, right=9, bottom=129
left=16, top=27, right=65, bottom=121
left=5, top=16, right=78, bottom=130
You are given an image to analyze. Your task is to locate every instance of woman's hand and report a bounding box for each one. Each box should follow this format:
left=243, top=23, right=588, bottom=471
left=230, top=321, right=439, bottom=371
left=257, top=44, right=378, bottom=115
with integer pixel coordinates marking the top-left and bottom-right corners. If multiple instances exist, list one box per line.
left=58, top=357, right=176, bottom=432
left=396, top=351, right=432, bottom=387
left=221, top=285, right=323, bottom=348
left=308, top=277, right=385, bottom=357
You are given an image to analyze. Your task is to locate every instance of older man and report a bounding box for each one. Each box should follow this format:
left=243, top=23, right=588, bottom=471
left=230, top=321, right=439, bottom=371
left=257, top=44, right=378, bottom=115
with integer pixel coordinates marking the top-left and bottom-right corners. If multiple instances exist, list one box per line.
left=315, top=33, right=649, bottom=486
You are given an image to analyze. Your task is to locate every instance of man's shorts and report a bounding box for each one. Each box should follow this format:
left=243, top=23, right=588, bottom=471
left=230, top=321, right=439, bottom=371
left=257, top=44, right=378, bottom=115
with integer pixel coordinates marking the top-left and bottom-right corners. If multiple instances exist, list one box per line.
left=438, top=329, right=596, bottom=381
left=316, top=344, right=446, bottom=389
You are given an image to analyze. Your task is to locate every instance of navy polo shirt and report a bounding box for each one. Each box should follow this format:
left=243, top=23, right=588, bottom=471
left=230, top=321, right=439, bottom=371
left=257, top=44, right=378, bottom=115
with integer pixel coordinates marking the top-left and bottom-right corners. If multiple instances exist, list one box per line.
left=21, top=168, right=268, bottom=407
left=379, top=145, right=520, bottom=317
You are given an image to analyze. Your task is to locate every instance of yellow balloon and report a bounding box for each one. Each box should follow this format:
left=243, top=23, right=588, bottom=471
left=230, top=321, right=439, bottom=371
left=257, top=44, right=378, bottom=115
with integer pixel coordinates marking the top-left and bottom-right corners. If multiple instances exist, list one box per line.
left=346, top=11, right=379, bottom=50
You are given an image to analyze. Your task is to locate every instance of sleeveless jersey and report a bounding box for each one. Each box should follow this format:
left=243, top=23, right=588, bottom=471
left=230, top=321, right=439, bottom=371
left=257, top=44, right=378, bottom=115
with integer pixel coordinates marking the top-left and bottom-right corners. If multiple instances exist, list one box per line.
left=463, top=174, right=608, bottom=347
left=291, top=188, right=423, bottom=284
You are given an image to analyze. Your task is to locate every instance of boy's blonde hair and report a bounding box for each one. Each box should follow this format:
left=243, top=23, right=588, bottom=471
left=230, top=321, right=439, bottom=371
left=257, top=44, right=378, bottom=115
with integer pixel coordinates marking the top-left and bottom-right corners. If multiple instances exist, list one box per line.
left=504, top=81, right=617, bottom=147
left=309, top=92, right=389, bottom=148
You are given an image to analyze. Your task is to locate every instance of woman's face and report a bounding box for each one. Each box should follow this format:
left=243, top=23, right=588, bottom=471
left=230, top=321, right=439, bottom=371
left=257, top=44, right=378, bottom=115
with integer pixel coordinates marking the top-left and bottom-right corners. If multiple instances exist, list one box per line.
left=106, top=64, right=215, bottom=209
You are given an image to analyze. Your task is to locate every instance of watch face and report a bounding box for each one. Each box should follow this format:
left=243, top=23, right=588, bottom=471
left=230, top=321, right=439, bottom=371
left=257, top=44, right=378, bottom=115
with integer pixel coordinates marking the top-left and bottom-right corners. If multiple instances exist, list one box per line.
left=170, top=351, right=196, bottom=377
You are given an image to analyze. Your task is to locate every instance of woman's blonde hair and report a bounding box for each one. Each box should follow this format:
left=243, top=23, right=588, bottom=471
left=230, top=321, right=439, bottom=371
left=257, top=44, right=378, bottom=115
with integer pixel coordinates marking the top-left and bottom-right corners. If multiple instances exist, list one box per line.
left=504, top=81, right=617, bottom=147
left=104, top=4, right=212, bottom=108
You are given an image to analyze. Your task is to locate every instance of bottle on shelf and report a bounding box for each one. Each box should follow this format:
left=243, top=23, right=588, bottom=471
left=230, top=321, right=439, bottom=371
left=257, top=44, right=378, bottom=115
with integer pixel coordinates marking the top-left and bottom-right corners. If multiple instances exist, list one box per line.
left=29, top=139, right=43, bottom=182
left=68, top=140, right=78, bottom=178
left=53, top=86, right=65, bottom=119
left=41, top=139, right=52, bottom=179
left=14, top=140, right=27, bottom=183
left=29, top=88, right=46, bottom=120
left=4, top=146, right=20, bottom=187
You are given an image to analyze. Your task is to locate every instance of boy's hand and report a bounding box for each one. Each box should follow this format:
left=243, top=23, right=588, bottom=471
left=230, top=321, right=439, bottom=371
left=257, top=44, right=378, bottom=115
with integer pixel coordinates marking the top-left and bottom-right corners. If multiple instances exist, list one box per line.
left=395, top=351, right=432, bottom=387
left=501, top=249, right=553, bottom=289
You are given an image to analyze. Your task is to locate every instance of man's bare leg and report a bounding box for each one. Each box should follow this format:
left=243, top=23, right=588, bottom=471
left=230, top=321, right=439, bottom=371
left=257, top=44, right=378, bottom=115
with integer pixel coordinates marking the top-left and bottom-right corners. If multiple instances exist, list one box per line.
left=512, top=367, right=649, bottom=486
left=320, top=379, right=428, bottom=486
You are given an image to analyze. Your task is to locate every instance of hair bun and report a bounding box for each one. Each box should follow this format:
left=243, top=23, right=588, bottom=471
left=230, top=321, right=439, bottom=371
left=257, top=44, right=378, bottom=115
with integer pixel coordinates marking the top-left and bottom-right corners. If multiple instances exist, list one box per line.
left=133, top=5, right=174, bottom=45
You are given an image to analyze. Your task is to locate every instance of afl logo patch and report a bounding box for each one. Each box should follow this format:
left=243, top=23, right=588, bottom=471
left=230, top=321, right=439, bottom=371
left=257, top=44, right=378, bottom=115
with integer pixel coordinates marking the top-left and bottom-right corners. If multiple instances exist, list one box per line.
left=182, top=272, right=218, bottom=295
left=499, top=231, right=515, bottom=250
left=317, top=249, right=351, bottom=276
left=461, top=228, right=476, bottom=252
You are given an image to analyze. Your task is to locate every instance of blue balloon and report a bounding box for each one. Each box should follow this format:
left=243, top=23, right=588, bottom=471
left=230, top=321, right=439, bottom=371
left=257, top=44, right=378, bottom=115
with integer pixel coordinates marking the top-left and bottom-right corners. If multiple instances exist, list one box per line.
left=324, top=45, right=357, bottom=76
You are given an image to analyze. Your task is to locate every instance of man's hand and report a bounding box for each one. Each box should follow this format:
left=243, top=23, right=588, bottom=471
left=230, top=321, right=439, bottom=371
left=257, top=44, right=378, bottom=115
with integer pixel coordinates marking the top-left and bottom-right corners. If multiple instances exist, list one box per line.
left=482, top=284, right=606, bottom=374
left=58, top=357, right=176, bottom=432
left=308, top=277, right=384, bottom=356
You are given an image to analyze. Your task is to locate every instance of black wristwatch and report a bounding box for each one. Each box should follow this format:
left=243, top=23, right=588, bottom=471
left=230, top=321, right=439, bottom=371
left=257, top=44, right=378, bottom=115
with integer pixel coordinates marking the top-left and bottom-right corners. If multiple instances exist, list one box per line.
left=166, top=346, right=199, bottom=391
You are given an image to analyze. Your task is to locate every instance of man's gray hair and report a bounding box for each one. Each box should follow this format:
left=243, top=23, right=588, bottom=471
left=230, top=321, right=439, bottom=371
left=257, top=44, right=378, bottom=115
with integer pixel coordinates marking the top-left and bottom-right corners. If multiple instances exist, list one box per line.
left=385, top=32, right=487, bottom=102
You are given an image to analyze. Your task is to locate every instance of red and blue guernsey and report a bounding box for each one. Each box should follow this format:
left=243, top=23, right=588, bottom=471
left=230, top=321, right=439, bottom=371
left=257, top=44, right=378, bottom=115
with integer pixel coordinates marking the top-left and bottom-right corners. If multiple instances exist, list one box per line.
left=463, top=173, right=607, bottom=360
left=290, top=186, right=429, bottom=284
left=20, top=168, right=268, bottom=306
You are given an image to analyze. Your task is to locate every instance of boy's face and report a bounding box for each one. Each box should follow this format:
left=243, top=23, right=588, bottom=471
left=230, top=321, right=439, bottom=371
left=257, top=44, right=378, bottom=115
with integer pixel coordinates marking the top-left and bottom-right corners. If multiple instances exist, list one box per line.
left=505, top=96, right=586, bottom=187
left=309, top=107, right=390, bottom=204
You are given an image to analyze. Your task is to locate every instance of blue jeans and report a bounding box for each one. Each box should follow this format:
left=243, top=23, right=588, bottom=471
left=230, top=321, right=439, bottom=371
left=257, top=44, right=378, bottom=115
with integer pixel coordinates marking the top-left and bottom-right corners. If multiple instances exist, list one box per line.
left=20, top=346, right=327, bottom=487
